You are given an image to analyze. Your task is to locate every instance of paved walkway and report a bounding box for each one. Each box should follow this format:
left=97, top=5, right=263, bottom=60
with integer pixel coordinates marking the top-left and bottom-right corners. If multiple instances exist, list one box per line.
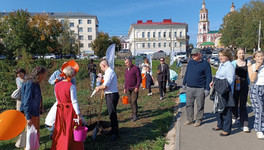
left=174, top=63, right=264, bottom=150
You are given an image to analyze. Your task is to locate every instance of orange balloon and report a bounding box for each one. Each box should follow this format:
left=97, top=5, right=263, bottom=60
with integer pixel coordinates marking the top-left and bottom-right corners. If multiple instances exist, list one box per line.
left=0, top=110, right=26, bottom=141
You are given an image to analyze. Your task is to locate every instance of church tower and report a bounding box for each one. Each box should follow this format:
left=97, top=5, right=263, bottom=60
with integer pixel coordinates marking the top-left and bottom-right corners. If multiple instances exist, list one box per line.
left=230, top=2, right=235, bottom=12
left=198, top=0, right=209, bottom=34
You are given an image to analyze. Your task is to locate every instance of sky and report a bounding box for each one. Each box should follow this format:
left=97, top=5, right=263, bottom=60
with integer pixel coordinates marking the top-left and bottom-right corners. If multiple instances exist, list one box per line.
left=0, top=0, right=251, bottom=46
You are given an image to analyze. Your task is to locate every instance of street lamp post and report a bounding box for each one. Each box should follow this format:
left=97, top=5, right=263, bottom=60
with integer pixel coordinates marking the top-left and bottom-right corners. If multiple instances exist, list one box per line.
left=258, top=20, right=261, bottom=51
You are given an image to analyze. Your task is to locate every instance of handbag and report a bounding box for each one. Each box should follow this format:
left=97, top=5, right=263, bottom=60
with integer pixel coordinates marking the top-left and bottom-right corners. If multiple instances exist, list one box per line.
left=11, top=88, right=21, bottom=99
left=26, top=125, right=39, bottom=150
left=15, top=131, right=26, bottom=148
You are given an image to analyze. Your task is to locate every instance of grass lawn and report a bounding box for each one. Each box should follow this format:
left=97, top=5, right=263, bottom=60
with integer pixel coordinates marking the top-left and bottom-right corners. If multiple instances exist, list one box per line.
left=0, top=58, right=179, bottom=150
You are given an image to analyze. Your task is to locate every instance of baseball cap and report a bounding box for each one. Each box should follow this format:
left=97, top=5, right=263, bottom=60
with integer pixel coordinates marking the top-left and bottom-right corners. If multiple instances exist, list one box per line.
left=191, top=48, right=201, bottom=55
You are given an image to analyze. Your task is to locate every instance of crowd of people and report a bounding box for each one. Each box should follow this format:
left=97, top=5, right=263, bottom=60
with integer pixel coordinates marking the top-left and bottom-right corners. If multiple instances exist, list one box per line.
left=183, top=48, right=264, bottom=139
left=12, top=48, right=264, bottom=149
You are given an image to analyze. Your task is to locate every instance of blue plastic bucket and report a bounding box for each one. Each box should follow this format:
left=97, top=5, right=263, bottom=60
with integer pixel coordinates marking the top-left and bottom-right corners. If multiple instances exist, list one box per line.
left=179, top=93, right=186, bottom=103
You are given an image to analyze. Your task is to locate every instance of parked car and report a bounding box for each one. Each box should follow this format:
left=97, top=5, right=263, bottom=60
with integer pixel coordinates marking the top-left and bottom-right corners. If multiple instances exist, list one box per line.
left=62, top=54, right=77, bottom=59
left=212, top=50, right=218, bottom=57
left=117, top=49, right=132, bottom=59
left=44, top=53, right=56, bottom=59
left=152, top=50, right=166, bottom=60
left=213, top=58, right=220, bottom=67
left=0, top=55, right=7, bottom=60
left=174, top=52, right=187, bottom=61
left=88, top=54, right=99, bottom=59
left=210, top=57, right=217, bottom=65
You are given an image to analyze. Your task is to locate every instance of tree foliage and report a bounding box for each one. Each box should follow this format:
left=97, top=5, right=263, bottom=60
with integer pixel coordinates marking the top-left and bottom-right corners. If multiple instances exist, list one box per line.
left=91, top=32, right=121, bottom=58
left=58, top=20, right=78, bottom=55
left=0, top=9, right=64, bottom=59
left=220, top=0, right=264, bottom=51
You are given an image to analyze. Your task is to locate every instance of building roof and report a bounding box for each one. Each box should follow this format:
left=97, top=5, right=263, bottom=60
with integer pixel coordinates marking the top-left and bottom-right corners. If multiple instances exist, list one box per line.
left=131, top=19, right=187, bottom=26
left=200, top=42, right=215, bottom=46
left=208, top=30, right=219, bottom=34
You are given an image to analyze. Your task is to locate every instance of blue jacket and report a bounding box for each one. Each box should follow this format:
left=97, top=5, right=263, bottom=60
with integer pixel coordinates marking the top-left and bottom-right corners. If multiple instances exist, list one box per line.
left=20, top=80, right=42, bottom=120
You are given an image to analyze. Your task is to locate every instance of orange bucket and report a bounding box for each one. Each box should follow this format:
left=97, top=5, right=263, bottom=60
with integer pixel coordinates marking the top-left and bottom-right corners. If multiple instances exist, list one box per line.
left=122, top=96, right=129, bottom=104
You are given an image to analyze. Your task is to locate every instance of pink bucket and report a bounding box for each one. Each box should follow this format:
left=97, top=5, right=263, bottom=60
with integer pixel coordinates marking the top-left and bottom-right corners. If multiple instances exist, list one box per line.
left=73, top=126, right=88, bottom=142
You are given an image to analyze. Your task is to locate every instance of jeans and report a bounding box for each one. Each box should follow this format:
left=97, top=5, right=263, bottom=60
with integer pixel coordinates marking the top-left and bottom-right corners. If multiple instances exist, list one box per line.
left=90, top=73, right=96, bottom=89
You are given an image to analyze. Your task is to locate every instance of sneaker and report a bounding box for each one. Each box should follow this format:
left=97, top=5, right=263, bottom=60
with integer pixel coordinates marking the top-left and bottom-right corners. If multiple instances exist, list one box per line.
left=232, top=119, right=239, bottom=124
left=148, top=93, right=152, bottom=96
left=243, top=126, right=250, bottom=133
left=160, top=97, right=163, bottom=101
left=184, top=121, right=192, bottom=126
left=193, top=122, right=201, bottom=127
left=256, top=132, right=264, bottom=139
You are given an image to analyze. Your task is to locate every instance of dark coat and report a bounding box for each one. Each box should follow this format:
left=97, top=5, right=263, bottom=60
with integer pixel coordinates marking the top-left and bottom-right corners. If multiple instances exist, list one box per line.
left=210, top=77, right=235, bottom=113
left=157, top=63, right=170, bottom=82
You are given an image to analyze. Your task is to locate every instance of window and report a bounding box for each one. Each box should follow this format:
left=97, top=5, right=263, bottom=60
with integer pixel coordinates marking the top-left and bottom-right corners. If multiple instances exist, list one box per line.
left=203, top=25, right=206, bottom=31
left=61, top=20, right=64, bottom=24
left=147, top=32, right=150, bottom=38
left=174, top=32, right=177, bottom=37
left=88, top=43, right=92, bottom=48
left=70, top=30, right=74, bottom=34
left=164, top=42, right=166, bottom=47
left=174, top=42, right=177, bottom=47
left=70, top=22, right=74, bottom=27
left=163, top=32, right=166, bottom=38
left=79, top=36, right=83, bottom=40
left=153, top=32, right=155, bottom=38
left=148, top=43, right=150, bottom=48
left=78, top=19, right=83, bottom=24
left=169, top=42, right=171, bottom=47
left=180, top=42, right=182, bottom=47
left=87, top=20, right=92, bottom=24
left=80, top=43, right=84, bottom=48
left=180, top=31, right=182, bottom=37
left=142, top=43, right=145, bottom=48
left=79, top=27, right=83, bottom=32
left=158, top=32, right=161, bottom=38
left=153, top=43, right=156, bottom=48
left=88, top=35, right=93, bottom=40
left=88, top=27, right=92, bottom=32
left=169, top=32, right=171, bottom=38
left=158, top=43, right=161, bottom=47
left=142, top=32, right=145, bottom=38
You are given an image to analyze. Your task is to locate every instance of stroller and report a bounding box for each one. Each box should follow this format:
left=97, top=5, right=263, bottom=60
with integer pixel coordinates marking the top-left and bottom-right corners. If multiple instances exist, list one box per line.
left=168, top=69, right=178, bottom=91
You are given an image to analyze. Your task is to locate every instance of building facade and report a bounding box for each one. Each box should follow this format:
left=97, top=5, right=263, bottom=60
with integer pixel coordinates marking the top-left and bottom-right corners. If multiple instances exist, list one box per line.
left=197, top=0, right=235, bottom=48
left=128, top=19, right=188, bottom=56
left=119, top=35, right=130, bottom=51
left=1, top=12, right=99, bottom=54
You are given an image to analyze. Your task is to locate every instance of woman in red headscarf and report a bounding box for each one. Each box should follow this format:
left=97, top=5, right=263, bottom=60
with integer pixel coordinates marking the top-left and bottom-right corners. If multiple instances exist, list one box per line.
left=51, top=63, right=84, bottom=150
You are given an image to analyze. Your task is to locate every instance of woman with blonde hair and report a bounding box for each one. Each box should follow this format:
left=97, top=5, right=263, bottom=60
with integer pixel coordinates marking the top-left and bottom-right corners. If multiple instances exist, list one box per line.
left=231, top=48, right=250, bottom=132
left=248, top=51, right=264, bottom=139
left=51, top=65, right=84, bottom=149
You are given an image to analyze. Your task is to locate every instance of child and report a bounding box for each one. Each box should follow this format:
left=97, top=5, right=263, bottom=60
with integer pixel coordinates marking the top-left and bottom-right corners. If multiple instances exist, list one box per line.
left=96, top=70, right=103, bottom=87
left=146, top=66, right=154, bottom=96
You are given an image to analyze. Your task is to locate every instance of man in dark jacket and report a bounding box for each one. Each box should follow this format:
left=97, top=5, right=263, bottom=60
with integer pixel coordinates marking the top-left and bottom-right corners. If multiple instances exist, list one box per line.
left=157, top=57, right=170, bottom=100
left=182, top=48, right=212, bottom=127
left=124, top=58, right=142, bottom=121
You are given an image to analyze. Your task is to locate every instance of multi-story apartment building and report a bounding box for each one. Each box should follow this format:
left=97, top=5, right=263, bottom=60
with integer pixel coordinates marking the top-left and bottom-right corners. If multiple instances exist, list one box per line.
left=1, top=12, right=99, bottom=54
left=128, top=19, right=188, bottom=56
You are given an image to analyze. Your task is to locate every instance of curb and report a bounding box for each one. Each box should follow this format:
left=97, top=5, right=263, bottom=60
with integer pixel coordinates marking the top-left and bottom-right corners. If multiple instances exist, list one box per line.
left=175, top=103, right=182, bottom=150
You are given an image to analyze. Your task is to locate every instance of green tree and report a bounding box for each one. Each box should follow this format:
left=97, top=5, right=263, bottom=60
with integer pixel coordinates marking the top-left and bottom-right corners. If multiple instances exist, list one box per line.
left=0, top=9, right=33, bottom=59
left=91, top=32, right=111, bottom=58
left=29, top=14, right=63, bottom=56
left=58, top=20, right=78, bottom=55
left=111, top=36, right=121, bottom=52
left=219, top=0, right=264, bottom=50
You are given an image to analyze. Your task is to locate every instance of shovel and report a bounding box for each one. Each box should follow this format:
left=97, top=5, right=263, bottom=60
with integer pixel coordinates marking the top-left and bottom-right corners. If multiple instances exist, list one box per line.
left=91, top=90, right=104, bottom=140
